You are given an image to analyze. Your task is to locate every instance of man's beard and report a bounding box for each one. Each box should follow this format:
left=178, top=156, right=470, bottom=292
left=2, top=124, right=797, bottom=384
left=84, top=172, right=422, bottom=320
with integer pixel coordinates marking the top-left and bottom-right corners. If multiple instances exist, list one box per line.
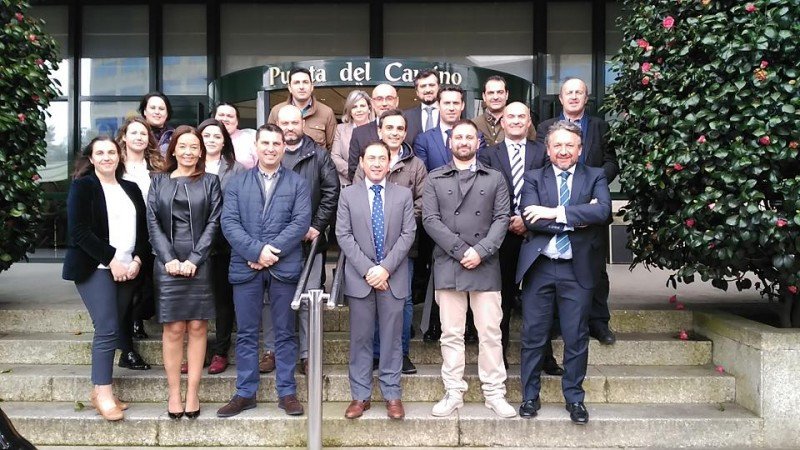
left=284, top=134, right=301, bottom=146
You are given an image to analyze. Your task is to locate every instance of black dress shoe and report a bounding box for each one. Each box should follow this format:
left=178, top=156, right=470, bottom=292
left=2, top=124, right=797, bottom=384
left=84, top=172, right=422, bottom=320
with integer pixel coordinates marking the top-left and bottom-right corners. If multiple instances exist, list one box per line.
left=423, top=326, right=441, bottom=343
left=591, top=327, right=616, bottom=345
left=543, top=359, right=565, bottom=376
left=132, top=319, right=148, bottom=339
left=519, top=398, right=541, bottom=418
left=401, top=355, right=417, bottom=374
left=118, top=351, right=151, bottom=370
left=566, top=402, right=589, bottom=424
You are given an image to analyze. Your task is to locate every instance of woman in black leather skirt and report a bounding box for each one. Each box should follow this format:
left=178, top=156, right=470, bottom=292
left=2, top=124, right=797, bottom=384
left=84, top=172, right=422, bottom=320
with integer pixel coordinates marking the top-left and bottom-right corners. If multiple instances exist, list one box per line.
left=147, top=125, right=221, bottom=419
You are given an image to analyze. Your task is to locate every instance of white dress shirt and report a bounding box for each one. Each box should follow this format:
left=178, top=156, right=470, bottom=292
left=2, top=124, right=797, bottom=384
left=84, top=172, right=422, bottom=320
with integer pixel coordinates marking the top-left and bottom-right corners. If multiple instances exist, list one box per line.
left=542, top=165, right=575, bottom=260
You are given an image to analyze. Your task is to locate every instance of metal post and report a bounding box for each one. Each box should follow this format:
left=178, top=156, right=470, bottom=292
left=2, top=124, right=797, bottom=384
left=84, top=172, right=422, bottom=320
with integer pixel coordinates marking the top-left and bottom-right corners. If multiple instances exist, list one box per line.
left=292, top=288, right=335, bottom=450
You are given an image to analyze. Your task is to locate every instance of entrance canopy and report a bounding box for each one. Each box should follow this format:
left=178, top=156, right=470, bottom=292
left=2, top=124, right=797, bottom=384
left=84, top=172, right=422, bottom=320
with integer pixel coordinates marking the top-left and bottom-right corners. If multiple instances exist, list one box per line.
left=208, top=58, right=536, bottom=125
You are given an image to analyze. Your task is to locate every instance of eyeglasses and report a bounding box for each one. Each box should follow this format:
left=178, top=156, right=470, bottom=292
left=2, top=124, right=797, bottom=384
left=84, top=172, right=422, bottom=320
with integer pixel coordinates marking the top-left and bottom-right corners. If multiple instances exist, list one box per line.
left=372, top=96, right=397, bottom=103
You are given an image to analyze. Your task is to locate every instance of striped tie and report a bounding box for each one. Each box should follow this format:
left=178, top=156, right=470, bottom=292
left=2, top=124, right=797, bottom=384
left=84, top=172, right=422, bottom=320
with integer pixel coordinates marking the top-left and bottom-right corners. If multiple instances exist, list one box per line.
left=510, top=143, right=524, bottom=213
left=555, top=171, right=572, bottom=256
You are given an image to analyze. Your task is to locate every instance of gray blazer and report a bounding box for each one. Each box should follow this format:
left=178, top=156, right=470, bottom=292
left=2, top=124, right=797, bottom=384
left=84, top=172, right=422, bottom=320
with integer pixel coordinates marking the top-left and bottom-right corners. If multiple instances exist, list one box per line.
left=422, top=161, right=509, bottom=292
left=217, top=158, right=246, bottom=193
left=336, top=180, right=416, bottom=299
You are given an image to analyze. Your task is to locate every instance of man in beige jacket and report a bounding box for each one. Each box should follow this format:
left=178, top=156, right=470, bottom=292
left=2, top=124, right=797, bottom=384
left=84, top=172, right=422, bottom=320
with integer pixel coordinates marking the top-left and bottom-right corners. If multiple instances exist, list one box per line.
left=268, top=67, right=337, bottom=150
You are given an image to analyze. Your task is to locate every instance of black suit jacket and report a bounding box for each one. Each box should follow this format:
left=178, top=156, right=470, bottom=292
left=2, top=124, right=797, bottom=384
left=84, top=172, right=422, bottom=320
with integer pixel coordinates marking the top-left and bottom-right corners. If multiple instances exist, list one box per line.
left=347, top=121, right=380, bottom=181
left=402, top=105, right=433, bottom=146
left=515, top=164, right=611, bottom=289
left=478, top=139, right=547, bottom=215
left=62, top=173, right=150, bottom=283
left=536, top=116, right=618, bottom=183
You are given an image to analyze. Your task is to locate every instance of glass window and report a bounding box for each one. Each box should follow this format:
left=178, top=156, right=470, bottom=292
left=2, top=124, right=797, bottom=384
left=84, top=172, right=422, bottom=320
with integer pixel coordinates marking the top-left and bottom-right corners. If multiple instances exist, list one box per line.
left=546, top=1, right=592, bottom=95
left=384, top=3, right=534, bottom=82
left=38, top=102, right=70, bottom=183
left=30, top=5, right=69, bottom=94
left=605, top=1, right=625, bottom=91
left=81, top=6, right=149, bottom=96
left=163, top=4, right=207, bottom=95
left=220, top=4, right=369, bottom=75
left=80, top=101, right=140, bottom=147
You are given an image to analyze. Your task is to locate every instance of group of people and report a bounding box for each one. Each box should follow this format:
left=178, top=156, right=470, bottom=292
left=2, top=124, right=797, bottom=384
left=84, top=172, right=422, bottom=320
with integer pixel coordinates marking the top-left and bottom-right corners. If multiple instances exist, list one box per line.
left=62, top=66, right=617, bottom=426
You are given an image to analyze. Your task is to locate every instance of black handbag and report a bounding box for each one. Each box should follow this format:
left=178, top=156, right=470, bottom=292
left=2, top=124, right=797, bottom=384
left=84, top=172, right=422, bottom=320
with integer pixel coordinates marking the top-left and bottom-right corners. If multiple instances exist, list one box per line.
left=0, top=407, right=36, bottom=450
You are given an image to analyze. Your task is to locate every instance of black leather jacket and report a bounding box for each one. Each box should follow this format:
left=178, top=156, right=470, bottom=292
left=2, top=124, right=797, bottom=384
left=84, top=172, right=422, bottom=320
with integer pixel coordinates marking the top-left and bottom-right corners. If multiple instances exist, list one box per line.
left=283, top=135, right=340, bottom=253
left=147, top=172, right=222, bottom=266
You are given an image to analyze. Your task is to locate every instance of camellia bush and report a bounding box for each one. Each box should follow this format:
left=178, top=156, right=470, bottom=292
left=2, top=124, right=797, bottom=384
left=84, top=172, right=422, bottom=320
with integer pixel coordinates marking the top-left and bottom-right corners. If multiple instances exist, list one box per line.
left=604, top=0, right=800, bottom=326
left=0, top=0, right=60, bottom=273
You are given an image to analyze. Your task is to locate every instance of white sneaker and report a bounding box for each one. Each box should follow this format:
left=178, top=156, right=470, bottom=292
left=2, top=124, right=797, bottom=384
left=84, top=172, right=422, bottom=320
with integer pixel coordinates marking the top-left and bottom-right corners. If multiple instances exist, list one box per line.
left=485, top=397, right=517, bottom=418
left=431, top=391, right=463, bottom=417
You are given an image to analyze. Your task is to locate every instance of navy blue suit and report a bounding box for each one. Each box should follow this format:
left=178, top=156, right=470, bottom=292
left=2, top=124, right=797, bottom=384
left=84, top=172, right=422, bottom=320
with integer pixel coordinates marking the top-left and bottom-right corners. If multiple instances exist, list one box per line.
left=516, top=163, right=611, bottom=404
left=413, top=126, right=487, bottom=172
left=346, top=121, right=380, bottom=182
left=537, top=115, right=617, bottom=331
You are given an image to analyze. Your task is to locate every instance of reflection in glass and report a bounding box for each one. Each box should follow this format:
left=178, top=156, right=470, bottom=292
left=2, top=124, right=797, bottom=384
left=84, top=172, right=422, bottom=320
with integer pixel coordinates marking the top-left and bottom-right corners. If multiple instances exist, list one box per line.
left=39, top=102, right=69, bottom=183
left=384, top=3, right=534, bottom=82
left=220, top=4, right=368, bottom=75
left=81, top=6, right=149, bottom=96
left=80, top=102, right=140, bottom=147
left=163, top=5, right=207, bottom=95
left=605, top=1, right=626, bottom=92
left=546, top=2, right=592, bottom=95
left=30, top=6, right=69, bottom=95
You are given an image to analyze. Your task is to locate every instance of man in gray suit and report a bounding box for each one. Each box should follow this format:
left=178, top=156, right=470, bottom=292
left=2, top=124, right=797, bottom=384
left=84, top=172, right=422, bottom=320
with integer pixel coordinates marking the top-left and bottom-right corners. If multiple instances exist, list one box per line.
left=336, top=142, right=417, bottom=420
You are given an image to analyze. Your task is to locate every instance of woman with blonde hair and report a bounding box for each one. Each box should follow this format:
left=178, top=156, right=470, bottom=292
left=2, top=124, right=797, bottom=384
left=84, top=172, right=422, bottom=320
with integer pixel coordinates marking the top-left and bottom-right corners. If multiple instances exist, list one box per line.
left=331, top=89, right=373, bottom=186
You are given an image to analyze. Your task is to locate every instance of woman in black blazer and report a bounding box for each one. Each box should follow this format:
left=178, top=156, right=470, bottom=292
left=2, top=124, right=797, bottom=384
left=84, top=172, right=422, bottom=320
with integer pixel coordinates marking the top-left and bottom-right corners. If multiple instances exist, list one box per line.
left=62, top=136, right=150, bottom=421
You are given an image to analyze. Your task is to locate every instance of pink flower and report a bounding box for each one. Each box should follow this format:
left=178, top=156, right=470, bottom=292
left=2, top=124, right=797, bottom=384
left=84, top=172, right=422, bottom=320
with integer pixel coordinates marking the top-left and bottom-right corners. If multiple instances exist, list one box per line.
left=678, top=330, right=689, bottom=340
left=669, top=295, right=678, bottom=304
left=657, top=57, right=664, bottom=64
left=685, top=218, right=696, bottom=228
left=641, top=62, right=652, bottom=72
left=759, top=136, right=771, bottom=146
left=789, top=141, right=799, bottom=149
left=760, top=60, right=769, bottom=69
left=31, top=95, right=39, bottom=102
left=697, top=135, right=707, bottom=143
left=17, top=113, right=26, bottom=122
left=35, top=58, right=44, bottom=66
left=15, top=13, right=23, bottom=21
left=642, top=76, right=651, bottom=85
left=676, top=302, right=685, bottom=310
left=673, top=163, right=684, bottom=171
left=745, top=3, right=757, bottom=13
left=788, top=285, right=798, bottom=295
left=646, top=45, right=654, bottom=52
left=777, top=218, right=788, bottom=228
left=708, top=202, right=716, bottom=210
left=637, top=38, right=649, bottom=49
left=31, top=174, right=41, bottom=181
left=715, top=365, right=725, bottom=374
left=28, top=34, right=37, bottom=43
left=663, top=16, right=675, bottom=29
left=708, top=242, right=716, bottom=249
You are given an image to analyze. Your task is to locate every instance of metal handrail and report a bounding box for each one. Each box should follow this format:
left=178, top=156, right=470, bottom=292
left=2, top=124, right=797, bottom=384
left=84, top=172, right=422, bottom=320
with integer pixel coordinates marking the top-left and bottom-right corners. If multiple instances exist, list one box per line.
left=329, top=251, right=347, bottom=306
left=290, top=237, right=320, bottom=310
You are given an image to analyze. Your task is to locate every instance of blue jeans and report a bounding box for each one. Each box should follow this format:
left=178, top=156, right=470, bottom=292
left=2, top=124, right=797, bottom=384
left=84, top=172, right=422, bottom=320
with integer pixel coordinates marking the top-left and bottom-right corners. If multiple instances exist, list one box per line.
left=374, top=258, right=413, bottom=358
left=232, top=270, right=297, bottom=398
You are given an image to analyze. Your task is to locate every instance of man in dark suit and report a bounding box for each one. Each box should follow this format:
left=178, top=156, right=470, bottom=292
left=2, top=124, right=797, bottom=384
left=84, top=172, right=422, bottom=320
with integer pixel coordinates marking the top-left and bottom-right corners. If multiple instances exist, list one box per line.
left=536, top=78, right=618, bottom=345
left=337, top=142, right=416, bottom=420
left=516, top=120, right=611, bottom=424
left=347, top=84, right=400, bottom=181
left=477, top=102, right=562, bottom=375
left=403, top=69, right=440, bottom=145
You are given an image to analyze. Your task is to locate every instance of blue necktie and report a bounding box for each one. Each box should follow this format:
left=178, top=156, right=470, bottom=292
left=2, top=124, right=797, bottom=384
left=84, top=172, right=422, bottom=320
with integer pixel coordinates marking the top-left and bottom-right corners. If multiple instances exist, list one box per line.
left=555, top=171, right=572, bottom=256
left=371, top=184, right=385, bottom=262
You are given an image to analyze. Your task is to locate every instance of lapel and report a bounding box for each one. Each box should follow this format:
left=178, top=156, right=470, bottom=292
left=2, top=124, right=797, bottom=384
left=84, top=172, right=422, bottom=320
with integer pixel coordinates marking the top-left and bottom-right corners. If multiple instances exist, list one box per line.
left=582, top=116, right=595, bottom=162
left=496, top=142, right=513, bottom=180
left=570, top=164, right=587, bottom=205
left=432, top=126, right=448, bottom=165
left=89, top=173, right=110, bottom=237
left=358, top=182, right=377, bottom=258
left=382, top=183, right=395, bottom=245
left=542, top=166, right=557, bottom=208
left=524, top=140, right=539, bottom=170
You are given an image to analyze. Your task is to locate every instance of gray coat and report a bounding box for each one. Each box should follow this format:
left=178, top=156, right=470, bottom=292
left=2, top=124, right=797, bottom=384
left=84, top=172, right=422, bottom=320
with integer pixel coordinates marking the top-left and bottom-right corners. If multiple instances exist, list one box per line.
left=422, top=161, right=509, bottom=292
left=336, top=180, right=416, bottom=300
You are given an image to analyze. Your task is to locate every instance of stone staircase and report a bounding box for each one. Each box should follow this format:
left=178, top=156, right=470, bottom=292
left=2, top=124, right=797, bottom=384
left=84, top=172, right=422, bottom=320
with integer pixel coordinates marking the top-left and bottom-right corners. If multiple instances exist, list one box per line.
left=0, top=304, right=764, bottom=447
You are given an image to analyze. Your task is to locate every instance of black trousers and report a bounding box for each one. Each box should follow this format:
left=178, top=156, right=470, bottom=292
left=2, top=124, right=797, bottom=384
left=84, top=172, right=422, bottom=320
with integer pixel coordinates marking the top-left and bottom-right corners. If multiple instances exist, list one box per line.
left=589, top=225, right=611, bottom=331
left=211, top=252, right=235, bottom=356
left=120, top=254, right=152, bottom=352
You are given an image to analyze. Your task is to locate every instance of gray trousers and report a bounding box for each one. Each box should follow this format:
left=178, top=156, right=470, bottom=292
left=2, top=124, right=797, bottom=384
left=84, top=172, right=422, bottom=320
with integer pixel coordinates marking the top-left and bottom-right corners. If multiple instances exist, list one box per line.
left=262, top=253, right=322, bottom=359
left=348, top=288, right=404, bottom=401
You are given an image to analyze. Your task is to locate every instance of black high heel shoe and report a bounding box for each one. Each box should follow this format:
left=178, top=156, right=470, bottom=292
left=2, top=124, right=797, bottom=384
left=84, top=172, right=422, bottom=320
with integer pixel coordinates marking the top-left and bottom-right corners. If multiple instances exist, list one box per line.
left=167, top=409, right=184, bottom=419
left=184, top=409, right=200, bottom=419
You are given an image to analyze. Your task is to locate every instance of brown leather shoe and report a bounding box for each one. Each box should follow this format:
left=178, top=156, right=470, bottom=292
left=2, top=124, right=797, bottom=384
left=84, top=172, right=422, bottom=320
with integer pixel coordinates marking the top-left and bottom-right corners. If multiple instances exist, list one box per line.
left=386, top=399, right=405, bottom=420
left=216, top=395, right=256, bottom=418
left=259, top=351, right=276, bottom=373
left=278, top=394, right=304, bottom=416
left=344, top=400, right=371, bottom=419
left=90, top=390, right=124, bottom=421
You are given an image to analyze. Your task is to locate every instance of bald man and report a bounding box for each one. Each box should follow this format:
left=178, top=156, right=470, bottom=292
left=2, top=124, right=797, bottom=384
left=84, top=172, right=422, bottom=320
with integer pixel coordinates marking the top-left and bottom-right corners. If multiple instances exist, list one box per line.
left=347, top=84, right=400, bottom=181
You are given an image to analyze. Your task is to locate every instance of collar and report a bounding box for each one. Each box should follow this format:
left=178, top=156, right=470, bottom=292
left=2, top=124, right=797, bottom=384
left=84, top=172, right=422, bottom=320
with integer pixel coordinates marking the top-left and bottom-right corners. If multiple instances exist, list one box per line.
left=485, top=109, right=502, bottom=126
left=561, top=112, right=586, bottom=123
left=504, top=137, right=526, bottom=148
left=258, top=165, right=281, bottom=179
left=365, top=178, right=387, bottom=191
left=552, top=165, right=576, bottom=178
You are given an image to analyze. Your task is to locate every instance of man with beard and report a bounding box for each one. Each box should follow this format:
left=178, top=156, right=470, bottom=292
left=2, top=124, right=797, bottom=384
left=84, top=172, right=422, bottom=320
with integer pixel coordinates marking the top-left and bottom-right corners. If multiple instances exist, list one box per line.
left=259, top=105, right=339, bottom=376
left=347, top=84, right=400, bottom=181
left=268, top=67, right=337, bottom=150
left=422, top=119, right=516, bottom=419
left=473, top=76, right=537, bottom=147
left=403, top=69, right=440, bottom=145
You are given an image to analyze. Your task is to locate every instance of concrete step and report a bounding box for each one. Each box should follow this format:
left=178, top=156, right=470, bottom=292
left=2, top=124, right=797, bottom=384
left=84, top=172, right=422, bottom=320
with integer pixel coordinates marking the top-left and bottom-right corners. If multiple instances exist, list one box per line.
left=0, top=331, right=712, bottom=366
left=0, top=364, right=734, bottom=405
left=0, top=307, right=693, bottom=334
left=1, top=401, right=762, bottom=447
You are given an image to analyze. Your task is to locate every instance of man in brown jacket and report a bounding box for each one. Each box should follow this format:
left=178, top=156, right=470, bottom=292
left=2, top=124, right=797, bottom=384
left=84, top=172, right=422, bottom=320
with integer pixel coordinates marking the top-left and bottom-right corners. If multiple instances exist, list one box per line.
left=268, top=67, right=337, bottom=150
left=473, top=76, right=536, bottom=147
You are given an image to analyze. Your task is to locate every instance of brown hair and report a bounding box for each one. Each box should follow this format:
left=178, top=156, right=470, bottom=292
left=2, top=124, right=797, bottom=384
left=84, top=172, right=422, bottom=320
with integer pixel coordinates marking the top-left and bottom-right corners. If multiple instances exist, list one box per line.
left=116, top=116, right=164, bottom=172
left=72, top=136, right=126, bottom=180
left=161, top=125, right=207, bottom=180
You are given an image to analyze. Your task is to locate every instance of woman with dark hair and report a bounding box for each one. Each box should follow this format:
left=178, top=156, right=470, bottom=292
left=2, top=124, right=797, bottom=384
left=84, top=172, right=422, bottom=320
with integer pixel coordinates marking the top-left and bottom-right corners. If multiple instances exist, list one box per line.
left=138, top=92, right=174, bottom=153
left=147, top=125, right=221, bottom=419
left=63, top=136, right=150, bottom=421
left=116, top=116, right=162, bottom=355
left=198, top=118, right=245, bottom=374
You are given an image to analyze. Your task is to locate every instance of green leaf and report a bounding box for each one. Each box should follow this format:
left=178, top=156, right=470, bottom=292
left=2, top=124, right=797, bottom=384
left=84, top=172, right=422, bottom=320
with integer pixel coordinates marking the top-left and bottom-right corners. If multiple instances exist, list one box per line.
left=782, top=104, right=796, bottom=114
